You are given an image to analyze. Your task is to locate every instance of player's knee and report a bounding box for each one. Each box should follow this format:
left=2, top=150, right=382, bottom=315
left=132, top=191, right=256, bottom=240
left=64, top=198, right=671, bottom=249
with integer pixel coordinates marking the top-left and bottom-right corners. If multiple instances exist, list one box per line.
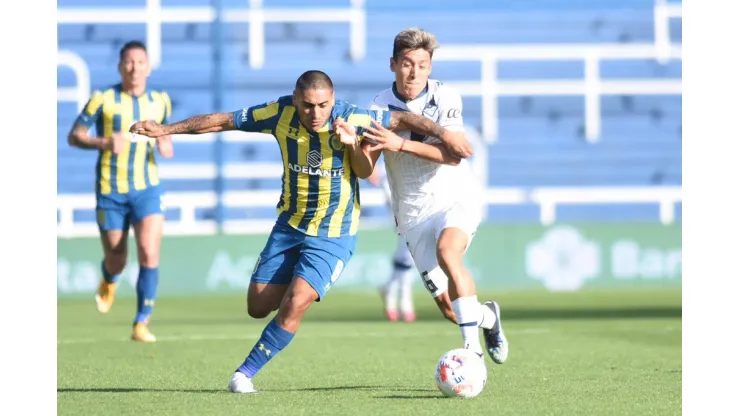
left=279, top=290, right=315, bottom=320
left=137, top=246, right=160, bottom=268
left=104, top=253, right=127, bottom=275
left=246, top=302, right=273, bottom=319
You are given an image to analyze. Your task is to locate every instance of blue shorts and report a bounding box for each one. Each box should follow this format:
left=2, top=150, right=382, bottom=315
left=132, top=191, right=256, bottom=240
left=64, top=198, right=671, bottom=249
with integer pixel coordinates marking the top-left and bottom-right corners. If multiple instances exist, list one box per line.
left=251, top=222, right=357, bottom=301
left=96, top=186, right=165, bottom=232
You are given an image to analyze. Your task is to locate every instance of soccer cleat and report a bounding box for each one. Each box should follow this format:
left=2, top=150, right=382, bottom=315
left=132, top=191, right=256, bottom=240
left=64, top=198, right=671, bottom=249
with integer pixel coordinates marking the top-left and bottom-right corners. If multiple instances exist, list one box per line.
left=228, top=371, right=258, bottom=394
left=131, top=323, right=156, bottom=343
left=95, top=280, right=117, bottom=313
left=379, top=287, right=399, bottom=322
left=482, top=300, right=509, bottom=364
left=402, top=311, right=416, bottom=323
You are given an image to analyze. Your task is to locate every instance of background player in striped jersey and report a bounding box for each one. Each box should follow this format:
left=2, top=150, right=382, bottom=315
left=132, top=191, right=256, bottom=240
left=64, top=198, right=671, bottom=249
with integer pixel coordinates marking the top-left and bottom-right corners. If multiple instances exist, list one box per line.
left=362, top=28, right=509, bottom=364
left=367, top=161, right=417, bottom=322
left=67, top=41, right=173, bottom=343
left=131, top=70, right=465, bottom=393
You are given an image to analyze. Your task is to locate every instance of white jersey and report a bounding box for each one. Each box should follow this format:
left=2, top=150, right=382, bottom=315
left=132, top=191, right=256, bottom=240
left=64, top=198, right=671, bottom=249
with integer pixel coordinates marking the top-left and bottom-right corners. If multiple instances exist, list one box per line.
left=368, top=80, right=483, bottom=234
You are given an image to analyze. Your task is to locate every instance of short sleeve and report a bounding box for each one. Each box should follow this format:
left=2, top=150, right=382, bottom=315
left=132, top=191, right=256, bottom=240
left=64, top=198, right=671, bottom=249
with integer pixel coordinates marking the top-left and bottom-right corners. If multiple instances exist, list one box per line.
left=74, top=90, right=104, bottom=129
left=232, top=100, right=280, bottom=133
left=159, top=91, right=173, bottom=124
left=437, top=86, right=464, bottom=131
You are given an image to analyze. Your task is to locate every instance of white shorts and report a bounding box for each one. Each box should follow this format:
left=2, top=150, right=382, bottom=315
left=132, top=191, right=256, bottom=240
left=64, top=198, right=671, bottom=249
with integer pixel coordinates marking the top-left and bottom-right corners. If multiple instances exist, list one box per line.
left=402, top=203, right=481, bottom=298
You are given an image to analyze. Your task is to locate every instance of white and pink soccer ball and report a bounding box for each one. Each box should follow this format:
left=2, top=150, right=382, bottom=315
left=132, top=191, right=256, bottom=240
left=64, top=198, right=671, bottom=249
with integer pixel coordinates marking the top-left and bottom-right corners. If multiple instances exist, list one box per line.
left=434, top=348, right=488, bottom=398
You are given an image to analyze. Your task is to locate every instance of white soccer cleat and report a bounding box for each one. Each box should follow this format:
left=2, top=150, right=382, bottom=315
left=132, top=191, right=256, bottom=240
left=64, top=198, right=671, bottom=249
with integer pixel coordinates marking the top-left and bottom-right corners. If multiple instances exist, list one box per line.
left=228, top=372, right=257, bottom=394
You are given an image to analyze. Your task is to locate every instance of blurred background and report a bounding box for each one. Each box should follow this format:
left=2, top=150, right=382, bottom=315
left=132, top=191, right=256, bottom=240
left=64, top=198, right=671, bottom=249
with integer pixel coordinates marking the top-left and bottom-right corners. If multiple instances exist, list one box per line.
left=56, top=0, right=682, bottom=298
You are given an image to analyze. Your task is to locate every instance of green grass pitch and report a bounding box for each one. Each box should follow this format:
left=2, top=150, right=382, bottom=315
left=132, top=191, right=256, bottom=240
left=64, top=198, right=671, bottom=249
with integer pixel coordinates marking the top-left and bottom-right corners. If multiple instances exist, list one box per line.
left=58, top=289, right=681, bottom=415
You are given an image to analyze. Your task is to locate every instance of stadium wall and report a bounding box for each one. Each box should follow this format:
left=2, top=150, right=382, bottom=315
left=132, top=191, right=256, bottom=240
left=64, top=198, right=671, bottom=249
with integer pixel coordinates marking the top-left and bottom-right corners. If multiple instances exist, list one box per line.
left=57, top=223, right=681, bottom=298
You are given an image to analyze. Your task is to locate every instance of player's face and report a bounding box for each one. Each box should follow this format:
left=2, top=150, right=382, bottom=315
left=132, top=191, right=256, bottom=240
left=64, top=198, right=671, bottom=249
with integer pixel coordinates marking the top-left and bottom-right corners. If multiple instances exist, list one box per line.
left=293, top=88, right=335, bottom=132
left=118, top=47, right=151, bottom=88
left=390, top=48, right=432, bottom=101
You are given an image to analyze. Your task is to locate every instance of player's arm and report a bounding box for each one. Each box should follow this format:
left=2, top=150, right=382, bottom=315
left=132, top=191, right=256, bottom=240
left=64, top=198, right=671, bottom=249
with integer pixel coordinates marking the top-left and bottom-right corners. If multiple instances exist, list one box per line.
left=338, top=106, right=394, bottom=178
left=388, top=111, right=472, bottom=159
left=67, top=91, right=122, bottom=152
left=334, top=118, right=378, bottom=179
left=434, top=87, right=473, bottom=158
left=131, top=101, right=280, bottom=138
left=364, top=120, right=461, bottom=166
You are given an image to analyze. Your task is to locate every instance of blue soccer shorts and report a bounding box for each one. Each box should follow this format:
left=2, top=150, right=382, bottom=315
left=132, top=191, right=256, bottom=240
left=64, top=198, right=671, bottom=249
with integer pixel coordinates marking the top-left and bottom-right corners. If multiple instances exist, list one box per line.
left=251, top=222, right=357, bottom=301
left=96, top=186, right=165, bottom=232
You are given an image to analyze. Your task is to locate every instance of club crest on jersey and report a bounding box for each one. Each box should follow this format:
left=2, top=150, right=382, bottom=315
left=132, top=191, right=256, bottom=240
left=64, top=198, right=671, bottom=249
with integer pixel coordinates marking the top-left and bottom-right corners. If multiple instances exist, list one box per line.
left=423, top=103, right=438, bottom=118
left=287, top=150, right=344, bottom=177
left=329, top=134, right=345, bottom=151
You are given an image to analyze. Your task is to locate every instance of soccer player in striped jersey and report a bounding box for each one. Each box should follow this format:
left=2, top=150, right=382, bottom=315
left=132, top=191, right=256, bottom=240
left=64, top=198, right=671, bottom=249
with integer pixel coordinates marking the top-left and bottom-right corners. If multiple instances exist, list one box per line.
left=131, top=70, right=465, bottom=393
left=67, top=41, right=173, bottom=343
left=362, top=28, right=509, bottom=365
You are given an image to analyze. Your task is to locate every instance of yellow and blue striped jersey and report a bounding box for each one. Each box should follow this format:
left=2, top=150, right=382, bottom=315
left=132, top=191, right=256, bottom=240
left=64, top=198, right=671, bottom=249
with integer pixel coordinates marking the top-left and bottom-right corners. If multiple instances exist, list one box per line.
left=75, top=83, right=172, bottom=195
left=233, top=96, right=392, bottom=238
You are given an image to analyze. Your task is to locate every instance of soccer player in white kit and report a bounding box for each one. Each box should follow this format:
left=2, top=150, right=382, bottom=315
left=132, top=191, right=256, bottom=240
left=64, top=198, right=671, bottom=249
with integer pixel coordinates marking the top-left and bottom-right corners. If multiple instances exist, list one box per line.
left=368, top=160, right=417, bottom=322
left=361, top=28, right=509, bottom=364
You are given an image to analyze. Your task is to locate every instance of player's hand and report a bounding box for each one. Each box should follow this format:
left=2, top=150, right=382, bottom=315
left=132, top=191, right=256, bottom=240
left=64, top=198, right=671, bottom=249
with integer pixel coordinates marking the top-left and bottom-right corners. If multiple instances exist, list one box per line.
left=333, top=118, right=359, bottom=146
left=363, top=120, right=405, bottom=152
left=156, top=136, right=174, bottom=159
left=131, top=120, right=168, bottom=138
left=101, top=132, right=127, bottom=154
left=441, top=131, right=473, bottom=159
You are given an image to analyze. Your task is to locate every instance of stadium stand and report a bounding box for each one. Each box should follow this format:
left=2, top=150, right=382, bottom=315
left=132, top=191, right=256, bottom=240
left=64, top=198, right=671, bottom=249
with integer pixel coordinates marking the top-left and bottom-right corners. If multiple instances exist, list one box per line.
left=57, top=0, right=682, bottom=236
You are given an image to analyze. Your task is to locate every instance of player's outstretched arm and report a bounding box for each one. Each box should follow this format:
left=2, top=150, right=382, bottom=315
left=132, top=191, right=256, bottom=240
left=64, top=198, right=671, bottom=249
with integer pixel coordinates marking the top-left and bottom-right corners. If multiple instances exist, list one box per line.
left=388, top=112, right=473, bottom=159
left=364, top=121, right=460, bottom=166
left=131, top=112, right=236, bottom=138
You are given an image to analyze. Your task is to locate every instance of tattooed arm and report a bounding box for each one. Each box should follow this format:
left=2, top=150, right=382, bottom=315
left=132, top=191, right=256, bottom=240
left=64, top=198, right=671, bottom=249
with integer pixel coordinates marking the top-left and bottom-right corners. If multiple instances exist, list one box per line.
left=130, top=112, right=235, bottom=137
left=387, top=111, right=473, bottom=159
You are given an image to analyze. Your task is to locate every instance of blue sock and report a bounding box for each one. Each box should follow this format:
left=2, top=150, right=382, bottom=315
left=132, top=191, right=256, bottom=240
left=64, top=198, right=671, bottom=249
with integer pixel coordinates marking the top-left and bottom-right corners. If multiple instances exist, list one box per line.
left=238, top=319, right=295, bottom=378
left=135, top=266, right=159, bottom=324
left=101, top=260, right=120, bottom=284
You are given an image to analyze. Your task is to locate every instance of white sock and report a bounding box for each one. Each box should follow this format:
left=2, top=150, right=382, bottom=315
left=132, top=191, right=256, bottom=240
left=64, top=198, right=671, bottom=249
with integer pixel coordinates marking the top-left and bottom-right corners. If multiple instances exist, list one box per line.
left=478, top=303, right=496, bottom=330
left=398, top=268, right=414, bottom=314
left=383, top=276, right=400, bottom=311
left=452, top=296, right=484, bottom=355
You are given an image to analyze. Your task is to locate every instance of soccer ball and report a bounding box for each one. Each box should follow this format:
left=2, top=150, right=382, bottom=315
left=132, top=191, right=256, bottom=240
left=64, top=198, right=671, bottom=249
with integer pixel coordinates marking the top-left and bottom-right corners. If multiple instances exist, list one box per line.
left=434, top=348, right=488, bottom=398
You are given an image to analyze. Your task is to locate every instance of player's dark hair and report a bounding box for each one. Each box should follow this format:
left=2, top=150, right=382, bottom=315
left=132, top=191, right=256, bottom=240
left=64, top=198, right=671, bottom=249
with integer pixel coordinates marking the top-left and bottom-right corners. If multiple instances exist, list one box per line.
left=295, top=70, right=334, bottom=93
left=119, top=40, right=148, bottom=61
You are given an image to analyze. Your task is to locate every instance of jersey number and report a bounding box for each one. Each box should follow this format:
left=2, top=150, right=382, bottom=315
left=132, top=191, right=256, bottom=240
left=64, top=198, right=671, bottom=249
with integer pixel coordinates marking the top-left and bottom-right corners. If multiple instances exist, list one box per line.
left=421, top=271, right=438, bottom=294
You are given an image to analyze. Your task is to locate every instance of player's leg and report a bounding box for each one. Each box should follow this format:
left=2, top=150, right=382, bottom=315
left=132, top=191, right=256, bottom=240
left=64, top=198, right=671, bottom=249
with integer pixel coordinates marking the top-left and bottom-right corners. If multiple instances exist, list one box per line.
left=380, top=234, right=414, bottom=322
left=229, top=233, right=354, bottom=393
left=228, top=223, right=305, bottom=393
left=395, top=235, right=417, bottom=322
left=245, top=223, right=304, bottom=319
left=436, top=206, right=508, bottom=364
left=95, top=196, right=130, bottom=314
left=129, top=189, right=166, bottom=342
left=405, top=216, right=458, bottom=324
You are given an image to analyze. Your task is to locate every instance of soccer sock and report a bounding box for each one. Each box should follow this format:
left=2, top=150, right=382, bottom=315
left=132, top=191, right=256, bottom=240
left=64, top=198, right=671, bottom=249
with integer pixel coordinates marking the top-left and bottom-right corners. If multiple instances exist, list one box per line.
left=478, top=304, right=497, bottom=330
left=452, top=296, right=484, bottom=355
left=398, top=265, right=415, bottom=313
left=135, top=266, right=159, bottom=324
left=383, top=269, right=401, bottom=311
left=238, top=319, right=295, bottom=378
left=101, top=260, right=120, bottom=284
